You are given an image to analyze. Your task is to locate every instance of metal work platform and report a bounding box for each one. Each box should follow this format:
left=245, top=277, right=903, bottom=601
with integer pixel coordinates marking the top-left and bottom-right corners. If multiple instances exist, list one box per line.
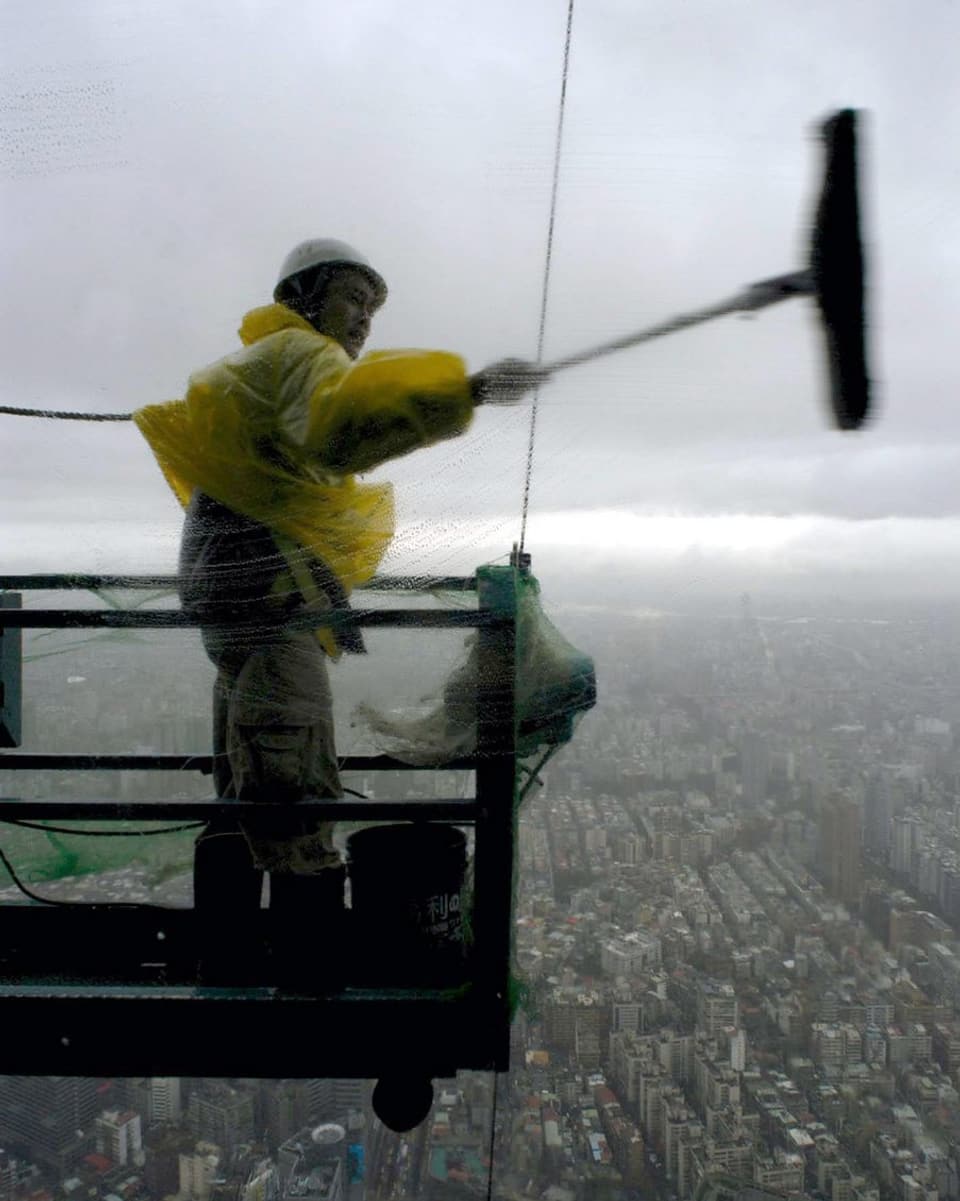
left=0, top=568, right=519, bottom=1083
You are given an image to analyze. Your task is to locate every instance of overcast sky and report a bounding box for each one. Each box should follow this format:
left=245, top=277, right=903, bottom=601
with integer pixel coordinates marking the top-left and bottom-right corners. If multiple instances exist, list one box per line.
left=3, top=0, right=960, bottom=599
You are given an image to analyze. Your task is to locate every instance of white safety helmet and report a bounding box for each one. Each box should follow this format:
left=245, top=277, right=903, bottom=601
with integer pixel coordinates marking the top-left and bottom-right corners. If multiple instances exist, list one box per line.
left=274, top=238, right=387, bottom=307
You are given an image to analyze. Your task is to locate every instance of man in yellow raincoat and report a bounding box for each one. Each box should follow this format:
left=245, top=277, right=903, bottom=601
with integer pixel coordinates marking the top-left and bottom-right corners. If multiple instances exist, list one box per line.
left=134, top=239, right=544, bottom=985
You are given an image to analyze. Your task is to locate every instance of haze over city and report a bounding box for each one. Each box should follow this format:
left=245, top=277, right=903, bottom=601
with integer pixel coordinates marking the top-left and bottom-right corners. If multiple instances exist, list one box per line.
left=2, top=0, right=959, bottom=596
left=3, top=3, right=960, bottom=1201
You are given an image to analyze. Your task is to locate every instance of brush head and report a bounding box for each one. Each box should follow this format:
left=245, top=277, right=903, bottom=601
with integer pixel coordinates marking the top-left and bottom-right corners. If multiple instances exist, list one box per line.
left=811, top=109, right=871, bottom=430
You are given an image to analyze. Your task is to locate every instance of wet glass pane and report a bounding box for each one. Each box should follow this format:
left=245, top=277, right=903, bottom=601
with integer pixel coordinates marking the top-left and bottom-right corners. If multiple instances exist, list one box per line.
left=3, top=1, right=959, bottom=1200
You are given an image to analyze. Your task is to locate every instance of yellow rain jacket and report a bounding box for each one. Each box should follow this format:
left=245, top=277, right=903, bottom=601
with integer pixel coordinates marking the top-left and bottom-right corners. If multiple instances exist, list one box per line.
left=134, top=304, right=475, bottom=651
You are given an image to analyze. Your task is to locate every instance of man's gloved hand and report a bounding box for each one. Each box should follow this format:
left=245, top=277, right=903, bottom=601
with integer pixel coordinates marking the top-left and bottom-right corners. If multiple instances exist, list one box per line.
left=470, top=358, right=551, bottom=406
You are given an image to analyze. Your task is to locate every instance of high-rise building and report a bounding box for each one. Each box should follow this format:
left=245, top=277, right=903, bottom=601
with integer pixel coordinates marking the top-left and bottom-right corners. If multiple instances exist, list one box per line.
left=740, top=732, right=770, bottom=807
left=95, top=1109, right=143, bottom=1168
left=0, top=1077, right=101, bottom=1173
left=179, top=1141, right=221, bottom=1201
left=811, top=1023, right=864, bottom=1072
left=730, top=1029, right=747, bottom=1072
left=663, top=1099, right=695, bottom=1181
left=612, top=1002, right=643, bottom=1035
left=886, top=1023, right=933, bottom=1067
left=638, top=1066, right=667, bottom=1145
left=305, top=1080, right=369, bottom=1125
left=701, top=1131, right=753, bottom=1181
left=544, top=990, right=610, bottom=1055
left=754, top=1152, right=805, bottom=1194
left=677, top=1125, right=706, bottom=1199
left=609, top=1030, right=649, bottom=1120
left=821, top=794, right=863, bottom=906
left=864, top=767, right=908, bottom=857
left=697, top=979, right=739, bottom=1037
left=658, top=1031, right=694, bottom=1083
left=150, top=1078, right=182, bottom=1126
left=601, top=932, right=662, bottom=977
left=891, top=816, right=921, bottom=877
left=187, top=1083, right=256, bottom=1156
left=575, top=1022, right=603, bottom=1070
left=612, top=832, right=641, bottom=866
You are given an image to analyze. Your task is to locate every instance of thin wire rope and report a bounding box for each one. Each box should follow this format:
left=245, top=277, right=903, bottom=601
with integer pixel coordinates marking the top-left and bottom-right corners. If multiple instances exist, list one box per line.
left=0, top=403, right=132, bottom=421
left=485, top=1070, right=500, bottom=1201
left=518, top=0, right=576, bottom=555
left=0, top=847, right=176, bottom=909
left=0, top=817, right=204, bottom=837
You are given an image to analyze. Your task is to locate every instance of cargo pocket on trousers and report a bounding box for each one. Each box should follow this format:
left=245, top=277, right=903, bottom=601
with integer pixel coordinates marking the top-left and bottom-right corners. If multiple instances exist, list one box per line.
left=235, top=725, right=311, bottom=809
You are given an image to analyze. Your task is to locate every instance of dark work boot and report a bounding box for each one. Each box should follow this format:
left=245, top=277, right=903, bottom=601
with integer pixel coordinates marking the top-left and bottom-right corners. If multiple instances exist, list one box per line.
left=269, top=865, right=347, bottom=993
left=194, top=822, right=266, bottom=987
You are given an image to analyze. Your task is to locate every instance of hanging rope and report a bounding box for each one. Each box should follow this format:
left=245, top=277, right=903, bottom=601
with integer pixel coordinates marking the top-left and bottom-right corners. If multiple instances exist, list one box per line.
left=485, top=1070, right=500, bottom=1201
left=3, top=0, right=578, bottom=541
left=0, top=403, right=132, bottom=421
left=518, top=0, right=576, bottom=555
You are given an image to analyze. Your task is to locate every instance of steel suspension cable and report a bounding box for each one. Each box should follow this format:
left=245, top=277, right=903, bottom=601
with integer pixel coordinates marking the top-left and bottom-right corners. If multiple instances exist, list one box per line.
left=485, top=1070, right=500, bottom=1201
left=0, top=404, right=132, bottom=421
left=518, top=0, right=576, bottom=555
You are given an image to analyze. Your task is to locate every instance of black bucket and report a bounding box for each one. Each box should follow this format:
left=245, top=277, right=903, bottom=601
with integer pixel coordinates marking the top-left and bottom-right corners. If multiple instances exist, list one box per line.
left=346, top=824, right=468, bottom=986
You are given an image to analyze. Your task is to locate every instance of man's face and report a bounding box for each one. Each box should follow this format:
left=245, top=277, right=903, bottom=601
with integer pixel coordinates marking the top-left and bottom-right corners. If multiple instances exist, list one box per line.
left=301, top=267, right=380, bottom=359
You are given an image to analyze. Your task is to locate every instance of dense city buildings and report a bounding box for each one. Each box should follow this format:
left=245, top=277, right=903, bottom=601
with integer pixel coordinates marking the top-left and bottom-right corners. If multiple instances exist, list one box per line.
left=3, top=600, right=960, bottom=1197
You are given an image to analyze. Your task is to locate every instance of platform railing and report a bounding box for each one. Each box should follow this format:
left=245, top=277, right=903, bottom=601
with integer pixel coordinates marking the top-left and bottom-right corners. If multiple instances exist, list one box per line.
left=0, top=568, right=518, bottom=1078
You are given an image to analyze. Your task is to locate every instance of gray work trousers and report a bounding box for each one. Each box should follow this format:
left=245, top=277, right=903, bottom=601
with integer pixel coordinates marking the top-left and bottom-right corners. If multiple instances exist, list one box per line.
left=198, top=631, right=343, bottom=894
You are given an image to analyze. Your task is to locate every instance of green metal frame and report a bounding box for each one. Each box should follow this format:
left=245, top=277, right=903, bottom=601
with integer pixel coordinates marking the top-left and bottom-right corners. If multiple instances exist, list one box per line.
left=0, top=593, right=21, bottom=748
left=0, top=568, right=519, bottom=1080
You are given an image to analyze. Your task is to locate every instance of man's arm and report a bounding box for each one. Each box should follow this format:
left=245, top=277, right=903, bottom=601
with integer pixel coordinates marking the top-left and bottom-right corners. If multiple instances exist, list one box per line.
left=290, top=341, right=548, bottom=475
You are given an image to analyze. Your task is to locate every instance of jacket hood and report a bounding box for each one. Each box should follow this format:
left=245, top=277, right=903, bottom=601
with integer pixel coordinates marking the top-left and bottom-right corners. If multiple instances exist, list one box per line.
left=238, top=302, right=316, bottom=346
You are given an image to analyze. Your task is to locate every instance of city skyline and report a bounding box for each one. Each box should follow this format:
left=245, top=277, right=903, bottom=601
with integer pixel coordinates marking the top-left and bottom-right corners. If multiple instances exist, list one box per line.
left=4, top=2, right=960, bottom=1197
left=2, top=594, right=960, bottom=1197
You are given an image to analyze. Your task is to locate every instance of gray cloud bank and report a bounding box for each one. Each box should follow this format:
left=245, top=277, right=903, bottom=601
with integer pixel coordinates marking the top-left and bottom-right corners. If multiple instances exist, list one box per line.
left=2, top=0, right=959, bottom=590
